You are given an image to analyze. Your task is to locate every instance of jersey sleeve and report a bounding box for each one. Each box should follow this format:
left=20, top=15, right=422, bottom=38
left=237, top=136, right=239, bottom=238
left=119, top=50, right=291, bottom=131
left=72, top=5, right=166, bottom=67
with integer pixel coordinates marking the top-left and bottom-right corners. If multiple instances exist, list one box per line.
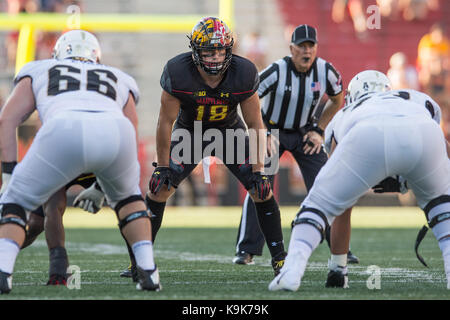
left=239, top=61, right=259, bottom=101
left=124, top=74, right=140, bottom=105
left=14, top=60, right=43, bottom=86
left=423, top=94, right=441, bottom=124
left=258, top=63, right=278, bottom=98
left=325, top=62, right=343, bottom=97
left=160, top=63, right=173, bottom=95
left=324, top=109, right=343, bottom=154
left=407, top=89, right=442, bottom=124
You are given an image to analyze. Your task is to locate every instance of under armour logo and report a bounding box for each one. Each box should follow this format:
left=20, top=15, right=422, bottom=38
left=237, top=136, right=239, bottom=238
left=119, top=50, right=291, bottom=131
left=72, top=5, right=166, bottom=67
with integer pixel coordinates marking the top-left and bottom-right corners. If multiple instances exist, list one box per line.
left=285, top=86, right=291, bottom=92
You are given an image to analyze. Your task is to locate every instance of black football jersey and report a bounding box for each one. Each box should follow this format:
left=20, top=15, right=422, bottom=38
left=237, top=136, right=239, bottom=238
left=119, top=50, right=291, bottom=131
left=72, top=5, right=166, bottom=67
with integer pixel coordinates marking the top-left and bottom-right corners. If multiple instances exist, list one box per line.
left=160, top=52, right=259, bottom=129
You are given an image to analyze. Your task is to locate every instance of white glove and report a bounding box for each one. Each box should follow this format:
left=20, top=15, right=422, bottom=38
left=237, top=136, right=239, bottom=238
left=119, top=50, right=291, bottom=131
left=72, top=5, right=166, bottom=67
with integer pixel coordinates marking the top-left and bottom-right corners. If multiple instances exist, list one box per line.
left=0, top=173, right=12, bottom=197
left=73, top=182, right=105, bottom=214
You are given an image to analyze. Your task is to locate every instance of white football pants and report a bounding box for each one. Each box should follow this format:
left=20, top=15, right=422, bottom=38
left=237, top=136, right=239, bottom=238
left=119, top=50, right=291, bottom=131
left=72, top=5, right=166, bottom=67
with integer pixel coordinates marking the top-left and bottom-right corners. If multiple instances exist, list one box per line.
left=302, top=115, right=450, bottom=224
left=0, top=111, right=141, bottom=210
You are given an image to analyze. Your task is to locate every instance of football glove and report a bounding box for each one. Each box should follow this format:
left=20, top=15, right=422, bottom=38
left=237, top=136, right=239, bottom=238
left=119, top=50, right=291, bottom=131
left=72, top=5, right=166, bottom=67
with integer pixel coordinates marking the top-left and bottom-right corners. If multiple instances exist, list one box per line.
left=149, top=167, right=175, bottom=194
left=372, top=175, right=408, bottom=194
left=249, top=172, right=271, bottom=200
left=73, top=182, right=105, bottom=214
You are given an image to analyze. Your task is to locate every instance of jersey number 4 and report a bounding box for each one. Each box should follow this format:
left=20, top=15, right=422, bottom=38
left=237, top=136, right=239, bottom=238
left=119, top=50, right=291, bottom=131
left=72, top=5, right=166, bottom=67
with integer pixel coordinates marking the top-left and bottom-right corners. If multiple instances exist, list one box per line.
left=196, top=105, right=228, bottom=121
left=47, top=65, right=118, bottom=100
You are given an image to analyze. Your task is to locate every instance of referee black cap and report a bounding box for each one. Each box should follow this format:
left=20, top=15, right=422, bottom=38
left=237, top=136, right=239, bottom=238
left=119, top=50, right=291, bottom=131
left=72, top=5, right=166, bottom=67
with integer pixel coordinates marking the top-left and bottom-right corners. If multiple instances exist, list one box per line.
left=291, top=25, right=317, bottom=45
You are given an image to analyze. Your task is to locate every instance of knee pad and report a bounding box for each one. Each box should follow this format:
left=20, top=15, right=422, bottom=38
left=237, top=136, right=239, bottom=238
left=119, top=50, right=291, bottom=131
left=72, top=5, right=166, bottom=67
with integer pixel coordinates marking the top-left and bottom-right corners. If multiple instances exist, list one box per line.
left=0, top=203, right=27, bottom=231
left=114, top=195, right=144, bottom=214
left=291, top=207, right=330, bottom=243
left=113, top=195, right=149, bottom=230
left=425, top=195, right=450, bottom=241
left=118, top=210, right=150, bottom=230
left=415, top=195, right=450, bottom=267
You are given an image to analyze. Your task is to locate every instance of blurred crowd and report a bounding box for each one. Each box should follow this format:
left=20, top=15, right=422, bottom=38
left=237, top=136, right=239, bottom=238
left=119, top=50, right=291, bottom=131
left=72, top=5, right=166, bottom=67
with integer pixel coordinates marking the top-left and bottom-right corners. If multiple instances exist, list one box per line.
left=2, top=0, right=83, bottom=71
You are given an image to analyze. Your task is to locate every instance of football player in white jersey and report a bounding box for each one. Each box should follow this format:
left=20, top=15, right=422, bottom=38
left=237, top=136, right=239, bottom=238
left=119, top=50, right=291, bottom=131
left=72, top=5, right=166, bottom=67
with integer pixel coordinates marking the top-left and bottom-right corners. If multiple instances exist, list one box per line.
left=0, top=30, right=160, bottom=294
left=269, top=70, right=450, bottom=291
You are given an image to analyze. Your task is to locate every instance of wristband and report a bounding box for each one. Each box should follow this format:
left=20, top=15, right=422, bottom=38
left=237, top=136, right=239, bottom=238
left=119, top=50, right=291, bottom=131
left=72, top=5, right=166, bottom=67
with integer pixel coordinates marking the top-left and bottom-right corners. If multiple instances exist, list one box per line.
left=310, top=125, right=324, bottom=137
left=1, top=161, right=17, bottom=174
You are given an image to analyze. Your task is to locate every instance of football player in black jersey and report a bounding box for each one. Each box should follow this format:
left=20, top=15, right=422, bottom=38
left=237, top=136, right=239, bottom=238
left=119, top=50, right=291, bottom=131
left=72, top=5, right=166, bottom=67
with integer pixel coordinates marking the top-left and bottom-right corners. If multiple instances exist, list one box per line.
left=20, top=173, right=98, bottom=285
left=145, top=17, right=287, bottom=276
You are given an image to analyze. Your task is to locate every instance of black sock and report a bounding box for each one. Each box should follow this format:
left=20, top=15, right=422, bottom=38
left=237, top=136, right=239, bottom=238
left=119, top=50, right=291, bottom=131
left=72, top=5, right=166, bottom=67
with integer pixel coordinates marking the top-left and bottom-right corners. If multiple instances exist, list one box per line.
left=49, top=246, right=68, bottom=276
left=121, top=232, right=136, bottom=267
left=254, top=196, right=285, bottom=258
left=145, top=195, right=166, bottom=242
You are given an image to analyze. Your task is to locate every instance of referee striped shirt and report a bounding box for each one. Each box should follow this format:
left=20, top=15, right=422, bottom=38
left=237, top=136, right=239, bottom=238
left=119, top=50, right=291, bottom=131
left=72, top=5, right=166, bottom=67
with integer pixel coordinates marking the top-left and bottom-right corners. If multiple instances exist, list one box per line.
left=258, top=56, right=342, bottom=130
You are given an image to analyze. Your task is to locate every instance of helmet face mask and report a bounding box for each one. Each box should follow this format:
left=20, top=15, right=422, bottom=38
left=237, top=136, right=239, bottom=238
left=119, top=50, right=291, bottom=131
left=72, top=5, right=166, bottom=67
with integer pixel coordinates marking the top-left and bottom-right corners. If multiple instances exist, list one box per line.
left=188, top=17, right=234, bottom=75
left=345, top=70, right=392, bottom=105
left=52, top=30, right=101, bottom=63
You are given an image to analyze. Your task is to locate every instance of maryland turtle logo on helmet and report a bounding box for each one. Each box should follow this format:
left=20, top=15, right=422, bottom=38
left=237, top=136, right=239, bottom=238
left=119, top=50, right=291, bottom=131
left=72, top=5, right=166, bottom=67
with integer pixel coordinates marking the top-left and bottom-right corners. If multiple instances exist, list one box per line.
left=188, top=17, right=234, bottom=75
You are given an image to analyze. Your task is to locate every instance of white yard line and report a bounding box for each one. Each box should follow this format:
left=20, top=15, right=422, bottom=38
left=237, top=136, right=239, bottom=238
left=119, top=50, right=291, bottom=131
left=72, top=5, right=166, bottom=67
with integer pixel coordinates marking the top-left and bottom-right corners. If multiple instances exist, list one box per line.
left=25, top=240, right=445, bottom=285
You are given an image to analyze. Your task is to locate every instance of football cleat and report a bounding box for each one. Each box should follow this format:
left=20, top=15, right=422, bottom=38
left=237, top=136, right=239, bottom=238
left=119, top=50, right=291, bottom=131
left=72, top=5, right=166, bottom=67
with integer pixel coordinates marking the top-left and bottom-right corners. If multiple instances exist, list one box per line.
left=232, top=251, right=254, bottom=265
left=120, top=263, right=138, bottom=282
left=119, top=265, right=132, bottom=278
left=271, top=251, right=287, bottom=276
left=347, top=250, right=360, bottom=264
left=268, top=252, right=306, bottom=292
left=0, top=271, right=12, bottom=294
left=136, top=266, right=161, bottom=291
left=325, top=267, right=349, bottom=288
left=47, top=274, right=67, bottom=286
left=268, top=268, right=300, bottom=292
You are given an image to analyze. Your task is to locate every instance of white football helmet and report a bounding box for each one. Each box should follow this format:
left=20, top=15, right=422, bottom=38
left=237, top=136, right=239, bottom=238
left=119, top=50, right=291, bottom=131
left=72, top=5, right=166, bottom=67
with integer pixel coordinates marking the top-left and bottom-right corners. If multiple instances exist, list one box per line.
left=345, top=70, right=391, bottom=105
left=52, top=30, right=101, bottom=63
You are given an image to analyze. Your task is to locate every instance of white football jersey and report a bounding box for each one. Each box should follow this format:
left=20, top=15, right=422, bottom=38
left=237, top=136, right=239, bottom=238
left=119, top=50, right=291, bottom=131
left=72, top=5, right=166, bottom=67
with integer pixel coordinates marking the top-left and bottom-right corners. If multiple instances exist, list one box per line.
left=324, top=89, right=442, bottom=153
left=14, top=59, right=140, bottom=122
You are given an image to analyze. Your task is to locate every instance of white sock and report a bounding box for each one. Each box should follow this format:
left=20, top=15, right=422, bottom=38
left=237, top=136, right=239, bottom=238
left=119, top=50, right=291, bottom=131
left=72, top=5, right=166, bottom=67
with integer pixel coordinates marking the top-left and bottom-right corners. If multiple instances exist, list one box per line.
left=438, top=237, right=450, bottom=288
left=0, top=238, right=20, bottom=274
left=329, top=254, right=347, bottom=271
left=132, top=240, right=155, bottom=271
left=289, top=220, right=323, bottom=254
left=285, top=224, right=321, bottom=272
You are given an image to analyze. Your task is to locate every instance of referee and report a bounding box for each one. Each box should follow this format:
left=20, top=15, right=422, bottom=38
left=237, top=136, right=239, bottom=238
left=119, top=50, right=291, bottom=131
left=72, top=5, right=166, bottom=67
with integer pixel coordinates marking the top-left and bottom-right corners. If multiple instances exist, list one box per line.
left=233, top=24, right=359, bottom=268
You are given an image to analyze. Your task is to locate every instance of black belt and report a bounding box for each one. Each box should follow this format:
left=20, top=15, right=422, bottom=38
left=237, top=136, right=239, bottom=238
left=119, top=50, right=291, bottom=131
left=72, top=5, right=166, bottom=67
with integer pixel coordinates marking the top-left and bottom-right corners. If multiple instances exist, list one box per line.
left=263, top=116, right=308, bottom=135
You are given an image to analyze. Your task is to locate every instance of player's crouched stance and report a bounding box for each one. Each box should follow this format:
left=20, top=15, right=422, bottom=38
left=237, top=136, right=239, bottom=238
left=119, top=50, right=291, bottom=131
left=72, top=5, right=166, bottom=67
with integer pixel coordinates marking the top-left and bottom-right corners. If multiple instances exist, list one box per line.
left=0, top=30, right=160, bottom=293
left=269, top=70, right=450, bottom=291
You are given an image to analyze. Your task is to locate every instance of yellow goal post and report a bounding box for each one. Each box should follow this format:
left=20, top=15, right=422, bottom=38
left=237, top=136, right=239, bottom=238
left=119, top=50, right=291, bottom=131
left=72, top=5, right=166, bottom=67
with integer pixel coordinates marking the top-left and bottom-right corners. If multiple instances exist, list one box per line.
left=0, top=0, right=234, bottom=75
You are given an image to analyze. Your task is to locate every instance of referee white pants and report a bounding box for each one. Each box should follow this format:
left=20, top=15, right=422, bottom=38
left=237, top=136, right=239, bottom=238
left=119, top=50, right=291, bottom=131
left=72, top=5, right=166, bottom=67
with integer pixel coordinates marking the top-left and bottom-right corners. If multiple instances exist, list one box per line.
left=302, top=115, right=450, bottom=224
left=0, top=111, right=141, bottom=211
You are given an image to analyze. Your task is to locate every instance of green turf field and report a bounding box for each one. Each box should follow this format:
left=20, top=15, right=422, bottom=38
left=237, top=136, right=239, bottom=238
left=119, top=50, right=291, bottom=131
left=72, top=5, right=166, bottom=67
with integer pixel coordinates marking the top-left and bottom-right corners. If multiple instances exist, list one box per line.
left=1, top=206, right=449, bottom=301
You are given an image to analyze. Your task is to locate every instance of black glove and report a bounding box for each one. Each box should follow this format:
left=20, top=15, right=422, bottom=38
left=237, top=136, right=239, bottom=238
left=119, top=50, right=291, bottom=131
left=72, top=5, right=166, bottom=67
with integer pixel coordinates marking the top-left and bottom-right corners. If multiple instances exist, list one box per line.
left=149, top=167, right=175, bottom=194
left=249, top=172, right=271, bottom=200
left=372, top=176, right=408, bottom=193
